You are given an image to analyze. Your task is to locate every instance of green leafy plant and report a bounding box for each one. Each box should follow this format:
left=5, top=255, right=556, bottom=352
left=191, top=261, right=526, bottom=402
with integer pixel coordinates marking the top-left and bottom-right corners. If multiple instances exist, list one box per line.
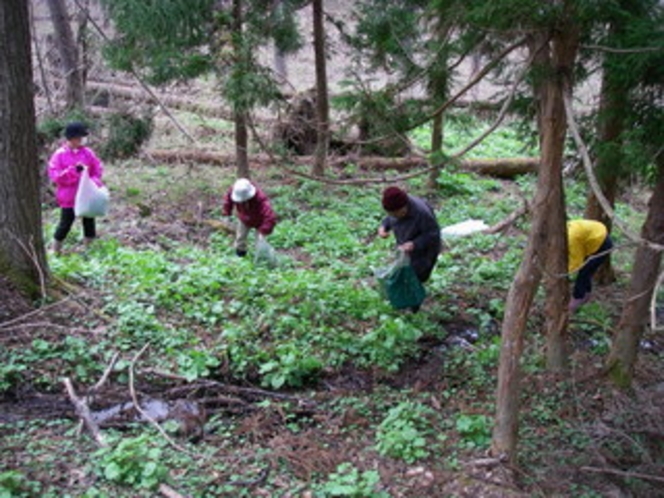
left=94, top=434, right=167, bottom=490
left=0, top=470, right=40, bottom=497
left=375, top=401, right=434, bottom=463
left=258, top=345, right=323, bottom=389
left=316, top=462, right=388, bottom=498
left=455, top=413, right=491, bottom=449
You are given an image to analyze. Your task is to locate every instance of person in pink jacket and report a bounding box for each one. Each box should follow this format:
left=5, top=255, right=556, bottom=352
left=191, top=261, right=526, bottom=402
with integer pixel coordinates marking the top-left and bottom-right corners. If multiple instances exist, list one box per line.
left=222, top=178, right=277, bottom=257
left=48, top=122, right=104, bottom=254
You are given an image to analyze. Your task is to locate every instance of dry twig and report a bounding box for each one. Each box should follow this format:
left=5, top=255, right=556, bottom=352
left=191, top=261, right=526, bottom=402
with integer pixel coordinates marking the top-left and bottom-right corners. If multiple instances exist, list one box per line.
left=580, top=466, right=664, bottom=484
left=128, top=345, right=201, bottom=458
left=63, top=377, right=107, bottom=447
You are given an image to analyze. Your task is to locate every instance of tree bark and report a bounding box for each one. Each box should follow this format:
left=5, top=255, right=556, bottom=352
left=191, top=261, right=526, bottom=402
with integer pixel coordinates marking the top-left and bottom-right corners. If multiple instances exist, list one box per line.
left=0, top=0, right=49, bottom=297
left=232, top=0, right=249, bottom=178
left=606, top=154, right=664, bottom=388
left=46, top=0, right=84, bottom=110
left=583, top=13, right=630, bottom=285
left=492, top=16, right=577, bottom=460
left=312, top=0, right=329, bottom=176
left=428, top=113, right=444, bottom=190
left=543, top=17, right=578, bottom=373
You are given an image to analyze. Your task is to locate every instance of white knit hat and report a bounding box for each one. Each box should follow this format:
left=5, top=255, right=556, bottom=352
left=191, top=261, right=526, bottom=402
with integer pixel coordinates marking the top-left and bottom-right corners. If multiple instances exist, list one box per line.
left=231, top=178, right=256, bottom=202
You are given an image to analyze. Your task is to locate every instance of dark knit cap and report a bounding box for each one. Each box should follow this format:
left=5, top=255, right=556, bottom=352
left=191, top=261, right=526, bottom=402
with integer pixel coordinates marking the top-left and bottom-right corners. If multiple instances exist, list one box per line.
left=65, top=122, right=89, bottom=139
left=382, top=186, right=409, bottom=211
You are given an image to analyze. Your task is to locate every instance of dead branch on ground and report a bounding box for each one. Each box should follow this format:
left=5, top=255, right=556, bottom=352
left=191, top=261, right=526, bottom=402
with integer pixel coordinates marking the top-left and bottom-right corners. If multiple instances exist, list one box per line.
left=128, top=344, right=201, bottom=458
left=63, top=377, right=107, bottom=447
left=580, top=466, right=664, bottom=484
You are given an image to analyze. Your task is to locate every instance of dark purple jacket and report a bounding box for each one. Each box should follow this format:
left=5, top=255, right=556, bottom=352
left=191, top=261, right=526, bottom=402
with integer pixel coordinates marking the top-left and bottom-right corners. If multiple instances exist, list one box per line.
left=223, top=185, right=277, bottom=235
left=381, top=195, right=441, bottom=282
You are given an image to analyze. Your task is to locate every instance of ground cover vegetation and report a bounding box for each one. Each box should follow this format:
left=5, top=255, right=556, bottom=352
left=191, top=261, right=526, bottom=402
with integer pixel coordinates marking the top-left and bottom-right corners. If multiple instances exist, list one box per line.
left=2, top=0, right=663, bottom=495
left=2, top=112, right=663, bottom=497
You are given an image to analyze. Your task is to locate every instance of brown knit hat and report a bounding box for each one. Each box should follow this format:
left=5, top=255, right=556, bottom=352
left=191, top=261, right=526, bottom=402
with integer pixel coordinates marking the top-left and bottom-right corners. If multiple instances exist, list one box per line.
left=382, top=186, right=409, bottom=211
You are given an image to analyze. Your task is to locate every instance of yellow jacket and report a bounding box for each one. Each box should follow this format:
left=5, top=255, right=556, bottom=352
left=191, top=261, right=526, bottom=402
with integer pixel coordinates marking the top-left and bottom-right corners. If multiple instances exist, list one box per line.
left=567, top=220, right=608, bottom=272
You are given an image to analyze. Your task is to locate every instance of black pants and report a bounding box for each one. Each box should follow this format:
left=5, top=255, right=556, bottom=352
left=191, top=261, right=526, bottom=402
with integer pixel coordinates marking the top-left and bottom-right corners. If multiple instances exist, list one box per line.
left=573, top=236, right=613, bottom=299
left=54, top=208, right=96, bottom=241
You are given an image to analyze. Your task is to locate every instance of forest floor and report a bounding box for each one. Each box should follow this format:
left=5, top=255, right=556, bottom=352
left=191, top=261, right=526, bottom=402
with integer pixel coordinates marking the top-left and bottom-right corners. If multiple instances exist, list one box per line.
left=2, top=147, right=664, bottom=497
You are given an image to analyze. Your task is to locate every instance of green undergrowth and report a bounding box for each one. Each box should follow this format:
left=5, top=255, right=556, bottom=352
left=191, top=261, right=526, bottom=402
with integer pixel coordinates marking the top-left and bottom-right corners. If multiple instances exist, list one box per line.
left=43, top=167, right=525, bottom=391
left=3, top=117, right=656, bottom=497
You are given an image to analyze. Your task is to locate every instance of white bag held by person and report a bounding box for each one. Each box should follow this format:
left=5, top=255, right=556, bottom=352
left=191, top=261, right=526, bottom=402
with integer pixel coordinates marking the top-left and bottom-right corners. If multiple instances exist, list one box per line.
left=74, top=168, right=109, bottom=217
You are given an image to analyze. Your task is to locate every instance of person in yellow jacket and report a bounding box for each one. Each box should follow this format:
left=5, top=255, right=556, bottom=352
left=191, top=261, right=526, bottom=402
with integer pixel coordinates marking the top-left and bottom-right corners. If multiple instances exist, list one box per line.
left=567, top=219, right=613, bottom=312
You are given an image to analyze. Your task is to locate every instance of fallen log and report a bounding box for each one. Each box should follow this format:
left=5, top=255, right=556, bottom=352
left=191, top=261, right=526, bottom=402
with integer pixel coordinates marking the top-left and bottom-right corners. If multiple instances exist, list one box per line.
left=145, top=148, right=538, bottom=178
left=86, top=80, right=234, bottom=121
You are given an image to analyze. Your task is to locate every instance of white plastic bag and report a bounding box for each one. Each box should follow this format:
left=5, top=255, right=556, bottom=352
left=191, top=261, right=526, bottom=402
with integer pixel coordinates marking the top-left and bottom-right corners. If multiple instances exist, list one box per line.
left=441, top=219, right=488, bottom=238
left=74, top=168, right=109, bottom=217
left=254, top=236, right=278, bottom=268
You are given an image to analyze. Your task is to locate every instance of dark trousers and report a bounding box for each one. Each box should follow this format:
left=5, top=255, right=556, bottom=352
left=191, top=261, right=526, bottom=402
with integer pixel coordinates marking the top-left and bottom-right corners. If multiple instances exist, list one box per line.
left=54, top=208, right=96, bottom=241
left=573, top=236, right=613, bottom=299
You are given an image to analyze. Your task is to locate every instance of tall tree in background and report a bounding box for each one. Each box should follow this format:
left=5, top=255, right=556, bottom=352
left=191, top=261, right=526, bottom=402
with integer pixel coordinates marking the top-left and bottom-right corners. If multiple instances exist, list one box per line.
left=312, top=0, right=329, bottom=176
left=47, top=0, right=85, bottom=110
left=604, top=1, right=664, bottom=387
left=0, top=0, right=49, bottom=297
left=232, top=0, right=249, bottom=176
left=607, top=153, right=664, bottom=387
left=100, top=0, right=302, bottom=177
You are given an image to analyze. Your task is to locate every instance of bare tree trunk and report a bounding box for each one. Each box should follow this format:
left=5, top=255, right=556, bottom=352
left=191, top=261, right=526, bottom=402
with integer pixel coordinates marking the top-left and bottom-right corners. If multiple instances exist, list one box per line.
left=543, top=18, right=578, bottom=372
left=606, top=154, right=664, bottom=388
left=312, top=0, right=329, bottom=176
left=427, top=113, right=443, bottom=190
left=492, top=16, right=577, bottom=460
left=583, top=17, right=629, bottom=285
left=272, top=0, right=288, bottom=85
left=0, top=0, right=49, bottom=297
left=46, top=0, right=84, bottom=110
left=76, top=0, right=90, bottom=89
left=232, top=0, right=249, bottom=178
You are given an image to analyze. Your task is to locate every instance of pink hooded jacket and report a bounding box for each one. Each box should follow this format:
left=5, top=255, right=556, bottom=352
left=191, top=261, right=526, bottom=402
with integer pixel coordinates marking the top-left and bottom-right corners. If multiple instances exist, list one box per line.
left=48, top=144, right=104, bottom=208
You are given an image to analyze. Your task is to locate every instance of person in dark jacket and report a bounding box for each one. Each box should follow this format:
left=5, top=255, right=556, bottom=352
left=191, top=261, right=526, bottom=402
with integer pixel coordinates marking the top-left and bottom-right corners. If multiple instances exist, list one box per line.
left=223, top=178, right=277, bottom=257
left=378, top=186, right=441, bottom=283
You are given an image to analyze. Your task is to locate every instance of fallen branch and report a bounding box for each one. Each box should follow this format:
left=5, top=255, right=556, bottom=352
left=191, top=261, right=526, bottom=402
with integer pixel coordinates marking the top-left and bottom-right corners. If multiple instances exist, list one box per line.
left=90, top=352, right=120, bottom=394
left=145, top=148, right=537, bottom=178
left=63, top=377, right=107, bottom=447
left=128, top=344, right=200, bottom=458
left=483, top=200, right=530, bottom=234
left=86, top=80, right=234, bottom=122
left=181, top=217, right=235, bottom=235
left=580, top=466, right=664, bottom=484
left=142, top=369, right=315, bottom=406
left=158, top=484, right=189, bottom=498
left=0, top=297, right=71, bottom=329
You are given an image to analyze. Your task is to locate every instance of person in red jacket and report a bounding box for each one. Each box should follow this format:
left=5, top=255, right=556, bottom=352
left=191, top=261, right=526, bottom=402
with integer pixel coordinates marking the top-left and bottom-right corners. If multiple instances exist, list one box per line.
left=222, top=178, right=277, bottom=257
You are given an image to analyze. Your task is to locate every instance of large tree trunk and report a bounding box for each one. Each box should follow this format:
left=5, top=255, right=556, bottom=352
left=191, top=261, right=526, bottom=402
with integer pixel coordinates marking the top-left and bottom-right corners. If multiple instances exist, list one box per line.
left=232, top=0, right=249, bottom=178
left=312, top=0, right=329, bottom=176
left=543, top=18, right=578, bottom=372
left=0, top=0, right=49, bottom=297
left=583, top=15, right=629, bottom=285
left=606, top=155, right=664, bottom=388
left=492, top=18, right=577, bottom=460
left=46, top=0, right=84, bottom=110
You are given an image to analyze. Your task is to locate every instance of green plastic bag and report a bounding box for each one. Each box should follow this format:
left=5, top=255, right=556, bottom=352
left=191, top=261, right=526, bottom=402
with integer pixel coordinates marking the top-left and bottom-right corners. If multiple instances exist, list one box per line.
left=374, top=251, right=426, bottom=310
left=254, top=236, right=278, bottom=268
